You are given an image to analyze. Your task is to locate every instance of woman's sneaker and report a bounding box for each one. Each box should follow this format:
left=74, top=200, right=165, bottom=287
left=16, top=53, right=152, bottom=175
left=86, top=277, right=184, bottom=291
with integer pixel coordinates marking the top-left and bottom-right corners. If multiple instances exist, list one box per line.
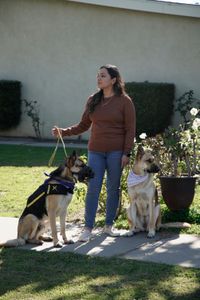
left=103, top=225, right=120, bottom=237
left=78, top=229, right=92, bottom=242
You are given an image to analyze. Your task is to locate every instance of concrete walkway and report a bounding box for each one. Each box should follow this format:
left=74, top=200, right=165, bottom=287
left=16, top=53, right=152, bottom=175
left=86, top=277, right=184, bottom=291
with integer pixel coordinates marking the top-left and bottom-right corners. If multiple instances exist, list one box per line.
left=0, top=217, right=200, bottom=269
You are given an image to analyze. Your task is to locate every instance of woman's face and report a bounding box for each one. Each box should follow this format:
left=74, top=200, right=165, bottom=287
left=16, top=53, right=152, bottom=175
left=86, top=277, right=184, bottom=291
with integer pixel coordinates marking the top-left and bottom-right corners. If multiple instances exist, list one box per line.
left=97, top=68, right=115, bottom=90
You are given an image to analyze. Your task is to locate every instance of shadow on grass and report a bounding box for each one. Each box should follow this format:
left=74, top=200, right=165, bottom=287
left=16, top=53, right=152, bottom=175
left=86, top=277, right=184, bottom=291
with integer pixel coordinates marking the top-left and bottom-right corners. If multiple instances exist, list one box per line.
left=0, top=243, right=200, bottom=299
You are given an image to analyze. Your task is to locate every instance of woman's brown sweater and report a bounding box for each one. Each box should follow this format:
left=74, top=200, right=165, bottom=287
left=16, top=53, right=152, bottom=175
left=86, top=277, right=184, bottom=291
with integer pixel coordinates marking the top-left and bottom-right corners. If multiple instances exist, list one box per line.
left=62, top=94, right=136, bottom=155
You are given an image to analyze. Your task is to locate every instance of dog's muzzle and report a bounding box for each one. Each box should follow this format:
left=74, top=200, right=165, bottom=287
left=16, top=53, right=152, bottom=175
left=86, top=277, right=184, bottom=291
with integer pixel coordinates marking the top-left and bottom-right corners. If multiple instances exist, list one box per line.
left=77, top=165, right=94, bottom=182
left=147, top=164, right=160, bottom=174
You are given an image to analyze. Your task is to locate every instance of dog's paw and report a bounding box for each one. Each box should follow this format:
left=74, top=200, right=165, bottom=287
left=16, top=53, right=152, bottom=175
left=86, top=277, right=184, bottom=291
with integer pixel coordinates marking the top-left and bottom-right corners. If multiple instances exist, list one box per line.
left=121, top=230, right=135, bottom=237
left=40, top=236, right=53, bottom=242
left=147, top=230, right=155, bottom=238
left=64, top=239, right=74, bottom=245
left=54, top=241, right=63, bottom=248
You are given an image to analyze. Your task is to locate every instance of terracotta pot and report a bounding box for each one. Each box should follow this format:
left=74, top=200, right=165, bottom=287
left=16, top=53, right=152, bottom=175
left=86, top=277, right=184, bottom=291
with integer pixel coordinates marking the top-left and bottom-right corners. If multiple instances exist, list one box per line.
left=159, top=176, right=197, bottom=211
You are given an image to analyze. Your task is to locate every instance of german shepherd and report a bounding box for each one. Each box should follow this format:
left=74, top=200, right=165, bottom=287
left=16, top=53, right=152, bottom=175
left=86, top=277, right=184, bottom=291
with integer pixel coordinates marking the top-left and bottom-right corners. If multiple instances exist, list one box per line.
left=127, top=145, right=161, bottom=238
left=0, top=151, right=94, bottom=248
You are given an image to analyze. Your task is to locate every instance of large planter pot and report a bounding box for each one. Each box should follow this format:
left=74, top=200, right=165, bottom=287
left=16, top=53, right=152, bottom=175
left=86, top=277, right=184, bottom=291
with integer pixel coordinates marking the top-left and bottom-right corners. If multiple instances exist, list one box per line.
left=159, top=176, right=197, bottom=211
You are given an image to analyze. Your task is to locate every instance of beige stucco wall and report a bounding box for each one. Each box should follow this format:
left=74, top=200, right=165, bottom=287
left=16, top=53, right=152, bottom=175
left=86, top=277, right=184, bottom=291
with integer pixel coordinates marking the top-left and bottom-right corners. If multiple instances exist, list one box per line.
left=0, top=0, right=199, bottom=139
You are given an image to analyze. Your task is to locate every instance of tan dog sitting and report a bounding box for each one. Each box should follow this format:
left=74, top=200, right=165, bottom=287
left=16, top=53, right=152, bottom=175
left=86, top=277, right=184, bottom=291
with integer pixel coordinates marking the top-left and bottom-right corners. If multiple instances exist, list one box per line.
left=127, top=145, right=161, bottom=238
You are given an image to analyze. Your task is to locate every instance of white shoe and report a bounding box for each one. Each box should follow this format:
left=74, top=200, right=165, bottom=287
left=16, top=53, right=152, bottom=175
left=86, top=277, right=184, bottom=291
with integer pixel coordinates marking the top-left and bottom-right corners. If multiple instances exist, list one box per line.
left=103, top=225, right=120, bottom=237
left=78, top=229, right=92, bottom=242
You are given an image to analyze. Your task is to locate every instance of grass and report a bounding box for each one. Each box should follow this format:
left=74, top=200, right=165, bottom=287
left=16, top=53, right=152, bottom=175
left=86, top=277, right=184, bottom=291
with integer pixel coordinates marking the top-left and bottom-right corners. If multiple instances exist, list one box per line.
left=0, top=144, right=200, bottom=300
left=0, top=248, right=200, bottom=300
left=0, top=144, right=86, bottom=167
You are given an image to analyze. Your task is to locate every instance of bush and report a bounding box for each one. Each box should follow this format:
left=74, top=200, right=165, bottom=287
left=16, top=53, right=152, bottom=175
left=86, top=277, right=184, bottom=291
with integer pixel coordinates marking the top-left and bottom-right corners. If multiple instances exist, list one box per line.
left=0, top=80, right=22, bottom=130
left=125, top=81, right=175, bottom=137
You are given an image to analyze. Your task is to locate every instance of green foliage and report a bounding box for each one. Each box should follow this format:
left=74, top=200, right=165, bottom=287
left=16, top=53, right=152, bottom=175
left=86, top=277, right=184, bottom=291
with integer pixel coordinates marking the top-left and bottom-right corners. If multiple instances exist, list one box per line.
left=175, top=90, right=200, bottom=126
left=162, top=206, right=200, bottom=224
left=125, top=81, right=175, bottom=137
left=0, top=80, right=21, bottom=130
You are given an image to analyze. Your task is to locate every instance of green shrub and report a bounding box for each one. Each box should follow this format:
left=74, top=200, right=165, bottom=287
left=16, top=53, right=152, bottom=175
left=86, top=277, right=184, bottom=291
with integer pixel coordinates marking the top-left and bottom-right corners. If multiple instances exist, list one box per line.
left=125, top=81, right=175, bottom=137
left=0, top=80, right=22, bottom=130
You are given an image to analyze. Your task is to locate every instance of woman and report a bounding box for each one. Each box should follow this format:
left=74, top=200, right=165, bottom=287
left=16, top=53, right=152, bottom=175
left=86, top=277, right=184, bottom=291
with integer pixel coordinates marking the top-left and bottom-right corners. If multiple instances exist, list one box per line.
left=52, top=64, right=136, bottom=242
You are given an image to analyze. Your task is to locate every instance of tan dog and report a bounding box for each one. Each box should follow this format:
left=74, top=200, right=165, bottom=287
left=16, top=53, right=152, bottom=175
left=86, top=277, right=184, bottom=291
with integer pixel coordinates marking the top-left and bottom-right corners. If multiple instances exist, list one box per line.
left=0, top=151, right=94, bottom=248
left=127, top=145, right=161, bottom=238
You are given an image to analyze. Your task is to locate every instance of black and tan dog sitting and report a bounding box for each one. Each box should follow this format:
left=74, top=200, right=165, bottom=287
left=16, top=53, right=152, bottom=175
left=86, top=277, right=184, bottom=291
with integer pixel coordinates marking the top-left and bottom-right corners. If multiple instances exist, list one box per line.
left=126, top=145, right=161, bottom=238
left=0, top=151, right=94, bottom=248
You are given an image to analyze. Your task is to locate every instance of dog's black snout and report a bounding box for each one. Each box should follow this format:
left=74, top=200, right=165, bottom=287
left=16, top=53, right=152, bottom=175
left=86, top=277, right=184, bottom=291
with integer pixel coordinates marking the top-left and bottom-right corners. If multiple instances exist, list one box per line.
left=78, top=165, right=94, bottom=182
left=147, top=164, right=160, bottom=173
left=88, top=167, right=95, bottom=179
left=85, top=166, right=95, bottom=179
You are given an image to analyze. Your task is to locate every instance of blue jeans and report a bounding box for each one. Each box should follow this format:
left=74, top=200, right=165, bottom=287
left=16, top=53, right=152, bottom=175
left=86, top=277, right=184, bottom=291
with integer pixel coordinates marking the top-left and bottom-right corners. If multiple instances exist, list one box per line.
left=85, top=151, right=123, bottom=229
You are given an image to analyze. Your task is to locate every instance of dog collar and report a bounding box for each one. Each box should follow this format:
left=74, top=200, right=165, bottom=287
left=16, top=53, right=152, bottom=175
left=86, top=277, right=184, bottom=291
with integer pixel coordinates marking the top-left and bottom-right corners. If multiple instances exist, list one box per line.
left=127, top=170, right=148, bottom=187
left=44, top=173, right=75, bottom=191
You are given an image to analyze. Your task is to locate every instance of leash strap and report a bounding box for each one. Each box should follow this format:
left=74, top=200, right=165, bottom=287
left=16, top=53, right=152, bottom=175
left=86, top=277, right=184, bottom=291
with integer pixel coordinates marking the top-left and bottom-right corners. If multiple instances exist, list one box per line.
left=48, top=127, right=68, bottom=167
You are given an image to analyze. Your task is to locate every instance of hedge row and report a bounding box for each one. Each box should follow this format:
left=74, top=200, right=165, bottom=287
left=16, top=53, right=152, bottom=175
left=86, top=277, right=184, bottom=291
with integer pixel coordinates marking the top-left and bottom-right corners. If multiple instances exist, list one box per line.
left=0, top=80, right=22, bottom=130
left=125, top=81, right=175, bottom=137
left=0, top=80, right=175, bottom=136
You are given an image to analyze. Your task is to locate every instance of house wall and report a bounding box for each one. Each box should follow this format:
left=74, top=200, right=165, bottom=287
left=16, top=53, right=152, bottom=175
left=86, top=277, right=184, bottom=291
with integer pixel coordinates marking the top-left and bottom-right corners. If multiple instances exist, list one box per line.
left=0, top=0, right=199, bottom=139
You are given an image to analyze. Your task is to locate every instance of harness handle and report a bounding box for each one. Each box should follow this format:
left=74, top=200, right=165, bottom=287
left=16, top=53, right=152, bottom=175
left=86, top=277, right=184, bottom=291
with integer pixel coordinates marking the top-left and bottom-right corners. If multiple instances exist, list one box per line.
left=48, top=127, right=68, bottom=167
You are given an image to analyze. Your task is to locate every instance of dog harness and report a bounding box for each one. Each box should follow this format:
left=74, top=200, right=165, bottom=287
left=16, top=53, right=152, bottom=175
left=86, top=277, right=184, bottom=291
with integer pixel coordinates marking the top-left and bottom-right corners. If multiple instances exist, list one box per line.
left=127, top=171, right=148, bottom=187
left=20, top=178, right=75, bottom=219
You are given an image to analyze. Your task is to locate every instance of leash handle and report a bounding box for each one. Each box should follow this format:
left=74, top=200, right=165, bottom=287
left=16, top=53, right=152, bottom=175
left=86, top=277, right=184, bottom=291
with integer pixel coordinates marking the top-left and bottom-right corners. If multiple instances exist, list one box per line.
left=56, top=127, right=68, bottom=158
left=48, top=127, right=68, bottom=167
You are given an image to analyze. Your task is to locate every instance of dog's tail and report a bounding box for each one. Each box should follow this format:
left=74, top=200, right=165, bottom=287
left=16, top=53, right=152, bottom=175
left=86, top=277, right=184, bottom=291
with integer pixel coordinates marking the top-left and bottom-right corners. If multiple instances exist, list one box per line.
left=161, top=222, right=191, bottom=229
left=0, top=238, right=26, bottom=248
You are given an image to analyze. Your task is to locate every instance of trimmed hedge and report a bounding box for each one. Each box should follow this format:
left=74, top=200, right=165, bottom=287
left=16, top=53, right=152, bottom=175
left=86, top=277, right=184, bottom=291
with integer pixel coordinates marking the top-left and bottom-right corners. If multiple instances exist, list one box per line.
left=125, top=82, right=175, bottom=137
left=0, top=80, right=22, bottom=130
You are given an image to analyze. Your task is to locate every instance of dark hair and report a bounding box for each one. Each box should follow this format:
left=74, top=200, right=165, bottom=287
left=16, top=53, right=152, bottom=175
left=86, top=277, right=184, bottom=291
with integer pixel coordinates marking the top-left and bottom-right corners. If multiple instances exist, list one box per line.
left=88, top=64, right=126, bottom=113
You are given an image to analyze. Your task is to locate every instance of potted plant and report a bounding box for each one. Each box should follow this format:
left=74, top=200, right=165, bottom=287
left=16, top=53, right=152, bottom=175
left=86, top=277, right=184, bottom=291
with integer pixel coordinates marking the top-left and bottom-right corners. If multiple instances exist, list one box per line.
left=139, top=91, right=200, bottom=211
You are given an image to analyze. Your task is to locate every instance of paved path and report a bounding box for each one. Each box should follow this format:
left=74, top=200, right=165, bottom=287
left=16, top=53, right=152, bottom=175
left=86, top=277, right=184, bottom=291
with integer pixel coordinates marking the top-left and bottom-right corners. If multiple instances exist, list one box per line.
left=0, top=217, right=200, bottom=269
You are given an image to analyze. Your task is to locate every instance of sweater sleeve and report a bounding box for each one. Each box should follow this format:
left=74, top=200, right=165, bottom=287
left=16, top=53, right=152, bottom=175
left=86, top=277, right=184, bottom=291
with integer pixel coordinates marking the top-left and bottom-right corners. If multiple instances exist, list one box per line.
left=123, top=96, right=136, bottom=154
left=62, top=97, right=92, bottom=136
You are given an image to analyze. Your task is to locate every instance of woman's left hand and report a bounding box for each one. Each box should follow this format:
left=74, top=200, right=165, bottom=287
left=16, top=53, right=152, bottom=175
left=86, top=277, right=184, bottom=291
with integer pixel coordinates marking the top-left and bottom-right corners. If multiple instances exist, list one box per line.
left=121, top=154, right=130, bottom=168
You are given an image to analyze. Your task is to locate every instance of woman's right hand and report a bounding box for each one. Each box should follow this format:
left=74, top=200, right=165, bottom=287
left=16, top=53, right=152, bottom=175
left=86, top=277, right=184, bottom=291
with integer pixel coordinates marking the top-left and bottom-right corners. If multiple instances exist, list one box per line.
left=51, top=126, right=63, bottom=138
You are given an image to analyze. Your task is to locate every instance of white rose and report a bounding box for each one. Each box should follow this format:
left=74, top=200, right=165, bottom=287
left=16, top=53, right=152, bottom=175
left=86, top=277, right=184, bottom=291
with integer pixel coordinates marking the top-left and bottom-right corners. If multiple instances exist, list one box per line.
left=192, top=118, right=200, bottom=130
left=184, top=130, right=191, bottom=141
left=139, top=133, right=147, bottom=140
left=190, top=108, right=199, bottom=116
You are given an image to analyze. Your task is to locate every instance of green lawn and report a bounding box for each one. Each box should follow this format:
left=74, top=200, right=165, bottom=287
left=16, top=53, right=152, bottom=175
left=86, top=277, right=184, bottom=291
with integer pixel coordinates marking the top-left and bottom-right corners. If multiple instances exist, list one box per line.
left=0, top=144, right=200, bottom=300
left=0, top=248, right=200, bottom=300
left=0, top=144, right=86, bottom=166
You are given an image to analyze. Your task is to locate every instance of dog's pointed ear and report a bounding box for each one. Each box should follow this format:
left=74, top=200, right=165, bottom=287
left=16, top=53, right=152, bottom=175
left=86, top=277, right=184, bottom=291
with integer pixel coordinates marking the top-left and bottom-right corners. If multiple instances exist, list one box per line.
left=70, top=150, right=77, bottom=160
left=136, top=144, right=145, bottom=160
left=66, top=150, right=77, bottom=168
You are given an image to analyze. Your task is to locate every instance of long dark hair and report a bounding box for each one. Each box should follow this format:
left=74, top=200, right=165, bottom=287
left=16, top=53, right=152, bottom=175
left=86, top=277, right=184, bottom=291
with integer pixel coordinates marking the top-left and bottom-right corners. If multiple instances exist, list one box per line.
left=88, top=64, right=126, bottom=113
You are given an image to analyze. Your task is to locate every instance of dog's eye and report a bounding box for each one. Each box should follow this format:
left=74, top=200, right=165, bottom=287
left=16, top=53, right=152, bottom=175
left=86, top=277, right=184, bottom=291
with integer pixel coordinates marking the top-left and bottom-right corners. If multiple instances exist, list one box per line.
left=75, top=162, right=85, bottom=168
left=146, top=159, right=153, bottom=163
